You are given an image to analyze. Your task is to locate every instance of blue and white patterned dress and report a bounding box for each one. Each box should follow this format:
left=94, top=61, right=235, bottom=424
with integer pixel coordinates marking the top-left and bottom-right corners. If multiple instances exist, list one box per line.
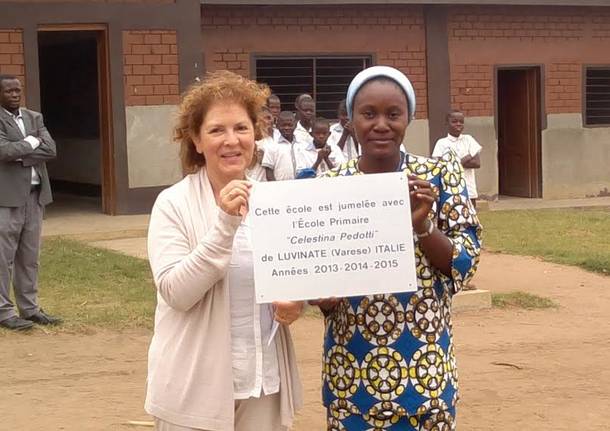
left=322, top=151, right=482, bottom=430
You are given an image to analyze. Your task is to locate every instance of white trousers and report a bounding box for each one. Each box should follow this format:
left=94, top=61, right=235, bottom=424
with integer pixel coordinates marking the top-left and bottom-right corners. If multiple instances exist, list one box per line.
left=154, top=393, right=286, bottom=431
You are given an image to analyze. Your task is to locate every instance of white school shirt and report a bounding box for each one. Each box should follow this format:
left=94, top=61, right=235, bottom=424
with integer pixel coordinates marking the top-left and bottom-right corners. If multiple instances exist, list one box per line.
left=4, top=108, right=40, bottom=185
left=257, top=135, right=276, bottom=152
left=261, top=135, right=300, bottom=181
left=246, top=136, right=276, bottom=182
left=328, top=122, right=359, bottom=161
left=295, top=141, right=346, bottom=175
left=272, top=127, right=281, bottom=142
left=432, top=134, right=482, bottom=198
left=228, top=219, right=280, bottom=399
left=293, top=121, right=313, bottom=146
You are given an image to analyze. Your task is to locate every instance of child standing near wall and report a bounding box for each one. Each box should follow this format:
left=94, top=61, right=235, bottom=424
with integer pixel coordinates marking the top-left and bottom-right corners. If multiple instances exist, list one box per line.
left=262, top=111, right=299, bottom=181
left=328, top=99, right=359, bottom=160
left=267, top=94, right=282, bottom=141
left=293, top=94, right=315, bottom=145
left=433, top=110, right=482, bottom=207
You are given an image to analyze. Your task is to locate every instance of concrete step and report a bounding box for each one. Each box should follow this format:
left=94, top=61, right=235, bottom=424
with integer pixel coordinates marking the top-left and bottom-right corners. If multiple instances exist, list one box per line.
left=484, top=196, right=610, bottom=211
left=45, top=229, right=148, bottom=243
left=475, top=200, right=490, bottom=211
left=88, top=237, right=149, bottom=260
left=453, top=289, right=492, bottom=312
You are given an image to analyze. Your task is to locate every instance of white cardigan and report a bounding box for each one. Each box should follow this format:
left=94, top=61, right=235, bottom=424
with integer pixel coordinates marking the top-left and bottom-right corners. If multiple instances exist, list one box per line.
left=145, top=168, right=302, bottom=430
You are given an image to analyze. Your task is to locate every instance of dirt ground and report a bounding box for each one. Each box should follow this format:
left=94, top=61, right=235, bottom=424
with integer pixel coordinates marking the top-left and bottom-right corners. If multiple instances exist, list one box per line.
left=2, top=252, right=610, bottom=431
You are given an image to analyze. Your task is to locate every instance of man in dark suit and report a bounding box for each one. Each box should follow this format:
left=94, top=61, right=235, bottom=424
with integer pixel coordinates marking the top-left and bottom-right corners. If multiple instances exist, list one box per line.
left=0, top=74, right=61, bottom=331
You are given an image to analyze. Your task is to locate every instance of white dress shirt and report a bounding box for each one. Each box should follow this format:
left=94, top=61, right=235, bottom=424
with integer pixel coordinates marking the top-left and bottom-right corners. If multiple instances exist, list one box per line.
left=228, top=219, right=280, bottom=399
left=4, top=108, right=40, bottom=185
left=246, top=136, right=275, bottom=182
left=295, top=141, right=346, bottom=175
left=261, top=135, right=301, bottom=181
left=432, top=134, right=482, bottom=198
left=246, top=161, right=267, bottom=183
left=293, top=121, right=313, bottom=146
left=328, top=122, right=359, bottom=161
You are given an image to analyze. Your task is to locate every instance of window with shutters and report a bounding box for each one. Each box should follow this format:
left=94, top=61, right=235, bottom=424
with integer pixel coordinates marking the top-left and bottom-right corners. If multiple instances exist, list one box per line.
left=255, top=56, right=373, bottom=120
left=584, top=67, right=610, bottom=126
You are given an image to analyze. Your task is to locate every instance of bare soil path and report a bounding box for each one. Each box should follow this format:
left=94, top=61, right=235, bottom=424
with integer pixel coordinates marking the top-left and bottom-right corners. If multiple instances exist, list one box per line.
left=2, top=253, right=609, bottom=430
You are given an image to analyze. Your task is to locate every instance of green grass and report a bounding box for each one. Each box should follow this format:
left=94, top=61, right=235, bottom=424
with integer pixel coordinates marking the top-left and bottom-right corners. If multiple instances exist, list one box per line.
left=492, top=291, right=558, bottom=310
left=2, top=207, right=605, bottom=333
left=12, top=238, right=156, bottom=332
left=479, top=208, right=610, bottom=275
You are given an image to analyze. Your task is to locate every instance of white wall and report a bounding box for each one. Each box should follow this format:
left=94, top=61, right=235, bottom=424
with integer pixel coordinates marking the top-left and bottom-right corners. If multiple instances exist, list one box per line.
left=464, top=116, right=498, bottom=200
left=126, top=105, right=182, bottom=188
left=542, top=114, right=610, bottom=199
left=402, top=119, right=430, bottom=157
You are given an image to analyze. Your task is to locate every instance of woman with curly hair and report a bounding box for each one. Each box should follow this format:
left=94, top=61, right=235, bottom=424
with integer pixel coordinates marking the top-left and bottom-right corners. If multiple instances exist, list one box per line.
left=145, top=71, right=303, bottom=431
left=314, top=66, right=481, bottom=430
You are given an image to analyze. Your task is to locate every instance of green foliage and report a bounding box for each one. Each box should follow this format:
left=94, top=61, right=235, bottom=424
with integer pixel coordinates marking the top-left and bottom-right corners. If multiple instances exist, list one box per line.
left=492, top=292, right=557, bottom=310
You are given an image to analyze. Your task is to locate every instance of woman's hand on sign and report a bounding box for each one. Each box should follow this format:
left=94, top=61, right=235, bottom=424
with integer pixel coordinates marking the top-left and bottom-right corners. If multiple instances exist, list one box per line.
left=408, top=175, right=435, bottom=232
left=273, top=301, right=304, bottom=325
left=219, top=180, right=252, bottom=217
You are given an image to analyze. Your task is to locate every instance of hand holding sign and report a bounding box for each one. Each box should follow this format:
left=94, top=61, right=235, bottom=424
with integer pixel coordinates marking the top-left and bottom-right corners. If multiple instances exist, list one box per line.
left=219, top=180, right=251, bottom=217
left=273, top=301, right=304, bottom=325
left=408, top=175, right=436, bottom=233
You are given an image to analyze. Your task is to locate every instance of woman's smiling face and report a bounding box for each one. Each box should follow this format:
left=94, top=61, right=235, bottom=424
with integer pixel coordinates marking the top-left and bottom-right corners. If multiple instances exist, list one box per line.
left=192, top=101, right=255, bottom=182
left=352, top=79, right=409, bottom=160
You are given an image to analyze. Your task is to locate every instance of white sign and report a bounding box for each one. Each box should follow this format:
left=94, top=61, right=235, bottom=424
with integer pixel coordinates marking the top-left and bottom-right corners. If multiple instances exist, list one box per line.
left=250, top=172, right=418, bottom=303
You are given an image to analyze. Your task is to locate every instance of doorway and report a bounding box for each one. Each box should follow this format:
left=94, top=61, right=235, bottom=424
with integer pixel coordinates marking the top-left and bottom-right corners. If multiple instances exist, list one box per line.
left=37, top=27, right=115, bottom=214
left=497, top=67, right=542, bottom=198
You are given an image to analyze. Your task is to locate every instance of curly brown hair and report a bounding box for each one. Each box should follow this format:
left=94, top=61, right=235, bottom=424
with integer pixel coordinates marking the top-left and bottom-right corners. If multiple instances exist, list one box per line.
left=175, top=70, right=271, bottom=174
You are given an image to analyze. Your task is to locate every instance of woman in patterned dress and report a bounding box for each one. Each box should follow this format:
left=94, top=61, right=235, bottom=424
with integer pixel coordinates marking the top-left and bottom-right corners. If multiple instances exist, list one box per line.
left=314, top=66, right=482, bottom=430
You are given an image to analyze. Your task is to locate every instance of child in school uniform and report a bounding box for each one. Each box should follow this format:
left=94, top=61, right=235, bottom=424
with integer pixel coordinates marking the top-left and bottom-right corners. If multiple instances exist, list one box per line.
left=432, top=110, right=482, bottom=207
left=293, top=94, right=315, bottom=146
left=247, top=106, right=276, bottom=182
left=328, top=99, right=359, bottom=160
left=294, top=118, right=345, bottom=179
left=262, top=111, right=300, bottom=181
left=267, top=94, right=282, bottom=142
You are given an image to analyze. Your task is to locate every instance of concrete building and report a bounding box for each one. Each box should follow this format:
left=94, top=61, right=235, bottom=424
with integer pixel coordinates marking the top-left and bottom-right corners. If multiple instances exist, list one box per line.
left=0, top=0, right=201, bottom=214
left=1, top=0, right=609, bottom=213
